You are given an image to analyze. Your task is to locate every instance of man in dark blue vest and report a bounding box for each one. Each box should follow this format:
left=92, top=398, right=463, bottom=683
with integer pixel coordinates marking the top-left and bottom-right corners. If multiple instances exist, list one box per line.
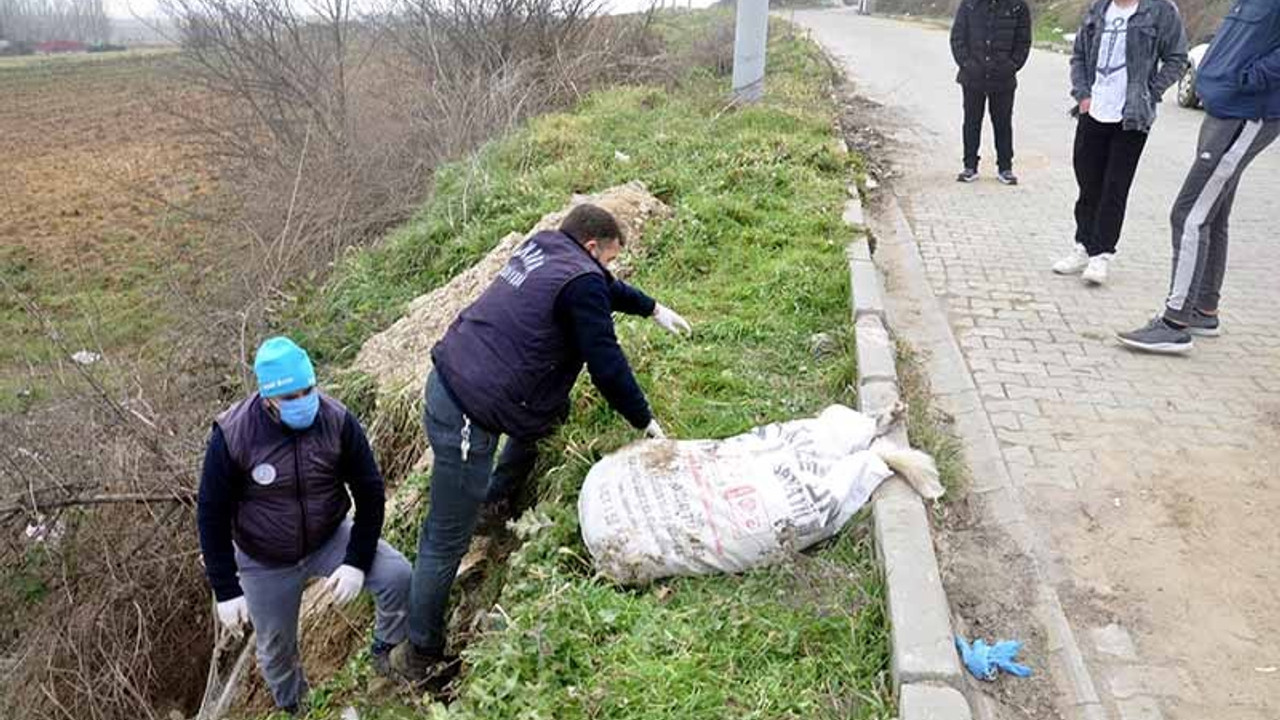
left=392, top=204, right=690, bottom=679
left=197, top=336, right=412, bottom=714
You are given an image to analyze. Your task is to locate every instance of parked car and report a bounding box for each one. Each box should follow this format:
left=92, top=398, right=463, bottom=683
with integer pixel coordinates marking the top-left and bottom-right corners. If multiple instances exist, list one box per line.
left=1177, top=42, right=1212, bottom=109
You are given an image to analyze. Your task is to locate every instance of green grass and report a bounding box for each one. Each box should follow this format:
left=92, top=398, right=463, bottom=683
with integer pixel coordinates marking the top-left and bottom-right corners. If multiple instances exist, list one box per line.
left=1032, top=1, right=1082, bottom=46
left=896, top=341, right=968, bottom=497
left=286, top=13, right=892, bottom=720
left=0, top=46, right=178, bottom=72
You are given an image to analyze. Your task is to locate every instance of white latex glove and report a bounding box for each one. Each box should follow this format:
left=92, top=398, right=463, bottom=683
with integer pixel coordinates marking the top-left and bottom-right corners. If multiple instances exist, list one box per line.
left=652, top=303, right=692, bottom=336
left=324, top=564, right=365, bottom=606
left=216, top=596, right=250, bottom=633
left=644, top=419, right=667, bottom=439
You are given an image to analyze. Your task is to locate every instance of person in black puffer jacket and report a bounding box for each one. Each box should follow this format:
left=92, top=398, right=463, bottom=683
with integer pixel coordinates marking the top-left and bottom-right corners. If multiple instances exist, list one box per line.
left=950, top=0, right=1033, bottom=185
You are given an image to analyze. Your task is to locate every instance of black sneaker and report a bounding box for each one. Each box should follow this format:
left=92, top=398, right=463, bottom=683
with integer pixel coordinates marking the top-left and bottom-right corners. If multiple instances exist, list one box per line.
left=389, top=643, right=461, bottom=686
left=956, top=168, right=979, bottom=183
left=1186, top=310, right=1221, bottom=337
left=1117, top=316, right=1193, bottom=354
left=476, top=497, right=516, bottom=535
left=997, top=170, right=1019, bottom=186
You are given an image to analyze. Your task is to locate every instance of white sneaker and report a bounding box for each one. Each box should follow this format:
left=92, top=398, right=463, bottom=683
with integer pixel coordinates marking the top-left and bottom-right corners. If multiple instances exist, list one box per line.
left=1082, top=254, right=1112, bottom=285
left=1052, top=244, right=1090, bottom=275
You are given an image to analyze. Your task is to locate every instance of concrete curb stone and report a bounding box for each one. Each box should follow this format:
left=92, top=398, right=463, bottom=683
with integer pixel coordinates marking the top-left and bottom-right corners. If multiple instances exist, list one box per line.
left=900, top=684, right=974, bottom=720
left=847, top=190, right=967, bottom=717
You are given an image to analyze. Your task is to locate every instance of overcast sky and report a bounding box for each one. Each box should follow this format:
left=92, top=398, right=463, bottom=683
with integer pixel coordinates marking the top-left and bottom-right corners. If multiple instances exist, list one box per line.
left=105, top=0, right=719, bottom=20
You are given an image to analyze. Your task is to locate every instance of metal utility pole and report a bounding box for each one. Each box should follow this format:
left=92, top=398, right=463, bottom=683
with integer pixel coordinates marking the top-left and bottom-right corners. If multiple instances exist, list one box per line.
left=732, top=0, right=769, bottom=102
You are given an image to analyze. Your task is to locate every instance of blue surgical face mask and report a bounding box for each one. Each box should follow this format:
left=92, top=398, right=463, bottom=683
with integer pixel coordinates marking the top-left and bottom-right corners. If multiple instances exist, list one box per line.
left=277, top=391, right=320, bottom=430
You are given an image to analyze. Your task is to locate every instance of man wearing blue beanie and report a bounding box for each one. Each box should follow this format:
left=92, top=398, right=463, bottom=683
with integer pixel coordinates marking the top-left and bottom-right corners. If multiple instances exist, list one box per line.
left=196, top=336, right=412, bottom=714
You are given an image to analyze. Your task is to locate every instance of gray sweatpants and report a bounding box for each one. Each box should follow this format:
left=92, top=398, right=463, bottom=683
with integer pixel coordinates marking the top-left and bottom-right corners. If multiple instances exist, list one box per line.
left=1164, top=115, right=1280, bottom=324
left=236, top=520, right=411, bottom=709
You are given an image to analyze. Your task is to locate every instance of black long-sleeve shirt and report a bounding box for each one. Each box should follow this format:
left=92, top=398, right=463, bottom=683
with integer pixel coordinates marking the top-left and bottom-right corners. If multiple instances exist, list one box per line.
left=196, top=410, right=385, bottom=602
left=553, top=274, right=657, bottom=430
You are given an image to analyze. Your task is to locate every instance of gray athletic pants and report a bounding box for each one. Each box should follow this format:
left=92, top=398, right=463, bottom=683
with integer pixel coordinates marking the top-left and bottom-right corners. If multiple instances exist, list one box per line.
left=236, top=520, right=411, bottom=709
left=1164, top=115, right=1280, bottom=325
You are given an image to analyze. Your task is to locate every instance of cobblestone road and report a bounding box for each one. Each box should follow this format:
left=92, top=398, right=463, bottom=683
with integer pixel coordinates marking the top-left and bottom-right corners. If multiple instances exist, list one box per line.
left=793, top=10, right=1280, bottom=720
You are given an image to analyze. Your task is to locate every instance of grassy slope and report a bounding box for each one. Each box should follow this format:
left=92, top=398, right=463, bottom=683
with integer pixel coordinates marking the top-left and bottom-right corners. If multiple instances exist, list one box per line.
left=285, top=13, right=892, bottom=720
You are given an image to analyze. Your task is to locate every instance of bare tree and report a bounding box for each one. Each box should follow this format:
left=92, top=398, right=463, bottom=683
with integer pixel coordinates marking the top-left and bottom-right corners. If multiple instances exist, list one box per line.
left=157, top=0, right=664, bottom=340
left=0, top=0, right=112, bottom=44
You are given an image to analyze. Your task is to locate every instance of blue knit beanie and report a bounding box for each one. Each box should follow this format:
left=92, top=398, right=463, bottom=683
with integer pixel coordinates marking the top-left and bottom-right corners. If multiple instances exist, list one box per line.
left=254, top=336, right=316, bottom=398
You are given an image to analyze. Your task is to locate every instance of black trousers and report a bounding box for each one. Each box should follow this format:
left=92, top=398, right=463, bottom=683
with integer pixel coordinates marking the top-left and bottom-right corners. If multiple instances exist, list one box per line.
left=962, top=86, right=1015, bottom=172
left=1072, top=115, right=1149, bottom=257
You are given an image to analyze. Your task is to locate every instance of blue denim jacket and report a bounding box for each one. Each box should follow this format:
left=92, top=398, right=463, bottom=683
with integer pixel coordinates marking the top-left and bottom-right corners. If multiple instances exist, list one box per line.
left=1070, top=0, right=1190, bottom=132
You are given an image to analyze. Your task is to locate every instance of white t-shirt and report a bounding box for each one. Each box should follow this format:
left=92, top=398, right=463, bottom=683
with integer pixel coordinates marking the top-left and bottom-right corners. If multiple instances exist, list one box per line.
left=1089, top=2, right=1140, bottom=124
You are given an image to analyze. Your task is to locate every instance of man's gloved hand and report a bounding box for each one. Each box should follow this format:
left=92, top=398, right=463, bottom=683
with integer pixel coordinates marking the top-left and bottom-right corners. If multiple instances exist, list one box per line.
left=644, top=419, right=667, bottom=439
left=216, top=596, right=250, bottom=633
left=652, top=304, right=692, bottom=336
left=324, top=564, right=365, bottom=606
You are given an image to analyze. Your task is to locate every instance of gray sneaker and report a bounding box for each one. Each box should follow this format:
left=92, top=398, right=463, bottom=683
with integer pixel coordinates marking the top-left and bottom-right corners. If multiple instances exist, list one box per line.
left=1185, top=310, right=1221, bottom=337
left=1117, top=316, right=1193, bottom=354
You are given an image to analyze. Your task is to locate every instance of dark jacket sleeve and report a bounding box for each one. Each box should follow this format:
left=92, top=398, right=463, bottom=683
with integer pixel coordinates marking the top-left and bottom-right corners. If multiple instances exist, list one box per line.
left=1071, top=14, right=1093, bottom=100
left=1012, top=0, right=1032, bottom=70
left=950, top=1, right=971, bottom=68
left=1151, top=6, right=1190, bottom=99
left=337, top=411, right=385, bottom=572
left=197, top=425, right=244, bottom=602
left=1243, top=45, right=1280, bottom=92
left=557, top=275, right=653, bottom=430
left=609, top=279, right=657, bottom=317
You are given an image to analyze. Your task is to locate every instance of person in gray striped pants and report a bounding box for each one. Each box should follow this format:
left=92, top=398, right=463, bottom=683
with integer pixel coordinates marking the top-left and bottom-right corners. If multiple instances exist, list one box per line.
left=1118, top=0, right=1280, bottom=354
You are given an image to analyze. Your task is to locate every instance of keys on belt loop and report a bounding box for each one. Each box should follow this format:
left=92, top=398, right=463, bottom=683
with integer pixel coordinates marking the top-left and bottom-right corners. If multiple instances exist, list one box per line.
left=461, top=415, right=473, bottom=463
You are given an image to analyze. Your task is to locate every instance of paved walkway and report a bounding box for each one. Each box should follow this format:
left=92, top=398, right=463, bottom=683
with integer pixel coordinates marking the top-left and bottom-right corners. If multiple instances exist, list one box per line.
left=793, top=10, right=1280, bottom=720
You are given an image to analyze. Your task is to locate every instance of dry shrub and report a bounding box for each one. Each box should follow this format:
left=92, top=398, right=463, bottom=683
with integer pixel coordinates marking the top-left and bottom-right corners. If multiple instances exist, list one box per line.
left=0, top=297, right=221, bottom=720
left=158, top=0, right=667, bottom=336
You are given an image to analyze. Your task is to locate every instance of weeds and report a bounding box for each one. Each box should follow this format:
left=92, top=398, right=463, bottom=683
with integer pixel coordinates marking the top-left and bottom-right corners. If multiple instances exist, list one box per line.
left=895, top=340, right=968, bottom=496
left=289, top=15, right=892, bottom=720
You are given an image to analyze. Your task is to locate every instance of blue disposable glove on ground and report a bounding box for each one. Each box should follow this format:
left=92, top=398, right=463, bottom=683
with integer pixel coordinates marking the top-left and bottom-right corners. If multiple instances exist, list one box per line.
left=988, top=639, right=1032, bottom=678
left=956, top=636, right=1032, bottom=681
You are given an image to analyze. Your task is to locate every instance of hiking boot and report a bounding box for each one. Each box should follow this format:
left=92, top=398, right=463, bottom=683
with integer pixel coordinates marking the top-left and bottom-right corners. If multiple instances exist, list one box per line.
left=1052, top=244, right=1090, bottom=275
left=389, top=643, right=460, bottom=686
left=1117, top=316, right=1193, bottom=355
left=370, top=639, right=396, bottom=678
left=1081, top=254, right=1112, bottom=285
left=476, top=497, right=516, bottom=535
left=1185, top=309, right=1221, bottom=337
left=997, top=170, right=1019, bottom=186
left=956, top=168, right=979, bottom=183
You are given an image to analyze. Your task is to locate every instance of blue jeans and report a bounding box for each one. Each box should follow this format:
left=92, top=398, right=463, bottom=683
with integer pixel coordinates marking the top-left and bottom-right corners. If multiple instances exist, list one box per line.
left=407, top=372, right=539, bottom=653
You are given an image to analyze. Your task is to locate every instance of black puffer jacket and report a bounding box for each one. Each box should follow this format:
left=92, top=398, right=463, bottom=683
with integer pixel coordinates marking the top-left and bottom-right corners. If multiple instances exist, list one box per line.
left=950, top=0, right=1033, bottom=92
